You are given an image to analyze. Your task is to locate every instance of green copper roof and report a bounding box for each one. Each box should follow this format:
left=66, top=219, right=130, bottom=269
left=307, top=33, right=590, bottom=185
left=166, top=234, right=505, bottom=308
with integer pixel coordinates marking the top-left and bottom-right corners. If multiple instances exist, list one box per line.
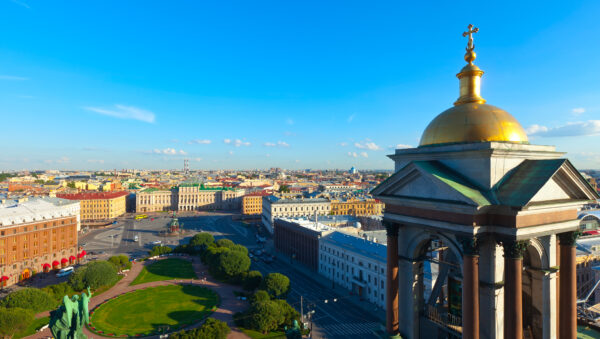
left=414, top=161, right=492, bottom=206
left=494, top=159, right=567, bottom=207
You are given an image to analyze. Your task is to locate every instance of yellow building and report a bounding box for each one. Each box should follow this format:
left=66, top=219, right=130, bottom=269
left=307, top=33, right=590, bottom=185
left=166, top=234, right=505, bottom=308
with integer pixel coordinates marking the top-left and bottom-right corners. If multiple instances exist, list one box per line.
left=330, top=198, right=384, bottom=216
left=57, top=191, right=128, bottom=221
left=242, top=192, right=271, bottom=215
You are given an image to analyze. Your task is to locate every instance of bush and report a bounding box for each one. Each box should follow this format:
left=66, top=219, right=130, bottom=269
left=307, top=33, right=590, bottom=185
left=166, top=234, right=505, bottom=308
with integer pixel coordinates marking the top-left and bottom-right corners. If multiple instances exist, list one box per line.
left=243, top=270, right=263, bottom=291
left=0, top=307, right=34, bottom=338
left=41, top=282, right=76, bottom=301
left=69, top=261, right=118, bottom=291
left=170, top=318, right=230, bottom=339
left=215, top=239, right=235, bottom=249
left=149, top=245, right=172, bottom=257
left=189, top=232, right=214, bottom=251
left=251, top=290, right=270, bottom=304
left=0, top=288, right=56, bottom=313
left=261, top=273, right=290, bottom=298
left=108, top=255, right=131, bottom=271
left=230, top=244, right=249, bottom=255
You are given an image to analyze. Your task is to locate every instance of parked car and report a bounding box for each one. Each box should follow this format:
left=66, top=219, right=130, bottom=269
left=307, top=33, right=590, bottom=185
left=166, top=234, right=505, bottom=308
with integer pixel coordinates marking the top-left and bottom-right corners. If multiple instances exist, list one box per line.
left=56, top=267, right=74, bottom=277
left=151, top=240, right=162, bottom=245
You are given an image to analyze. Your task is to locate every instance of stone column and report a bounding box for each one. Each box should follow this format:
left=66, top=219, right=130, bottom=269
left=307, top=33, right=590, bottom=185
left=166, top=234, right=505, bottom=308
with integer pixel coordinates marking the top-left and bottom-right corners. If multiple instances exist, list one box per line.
left=503, top=239, right=528, bottom=339
left=460, top=236, right=480, bottom=339
left=559, top=232, right=579, bottom=339
left=384, top=221, right=400, bottom=337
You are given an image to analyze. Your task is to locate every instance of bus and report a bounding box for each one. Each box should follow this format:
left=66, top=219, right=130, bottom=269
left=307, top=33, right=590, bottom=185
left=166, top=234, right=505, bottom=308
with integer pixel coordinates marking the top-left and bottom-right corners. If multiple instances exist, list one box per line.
left=135, top=214, right=148, bottom=220
left=56, top=267, right=74, bottom=277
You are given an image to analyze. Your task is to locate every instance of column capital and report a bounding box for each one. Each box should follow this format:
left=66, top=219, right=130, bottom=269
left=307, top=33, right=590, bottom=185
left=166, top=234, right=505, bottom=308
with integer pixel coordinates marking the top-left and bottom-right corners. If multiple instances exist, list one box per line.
left=558, top=231, right=581, bottom=247
left=383, top=220, right=400, bottom=237
left=502, top=239, right=529, bottom=259
left=459, top=236, right=479, bottom=256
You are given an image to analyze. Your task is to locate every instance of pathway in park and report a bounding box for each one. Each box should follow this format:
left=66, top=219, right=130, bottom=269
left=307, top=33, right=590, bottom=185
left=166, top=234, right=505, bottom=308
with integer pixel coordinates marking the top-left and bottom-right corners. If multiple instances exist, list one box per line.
left=26, top=256, right=250, bottom=339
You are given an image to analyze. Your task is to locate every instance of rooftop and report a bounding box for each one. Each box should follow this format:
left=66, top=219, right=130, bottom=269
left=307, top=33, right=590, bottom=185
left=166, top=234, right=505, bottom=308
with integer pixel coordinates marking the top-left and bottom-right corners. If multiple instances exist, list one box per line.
left=0, top=197, right=80, bottom=227
left=57, top=191, right=129, bottom=200
left=265, top=196, right=330, bottom=204
left=322, top=231, right=387, bottom=262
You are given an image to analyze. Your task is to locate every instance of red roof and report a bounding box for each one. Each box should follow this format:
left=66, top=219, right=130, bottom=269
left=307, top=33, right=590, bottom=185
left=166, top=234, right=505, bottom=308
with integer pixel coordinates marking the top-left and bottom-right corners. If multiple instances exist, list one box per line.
left=245, top=191, right=271, bottom=197
left=57, top=191, right=129, bottom=200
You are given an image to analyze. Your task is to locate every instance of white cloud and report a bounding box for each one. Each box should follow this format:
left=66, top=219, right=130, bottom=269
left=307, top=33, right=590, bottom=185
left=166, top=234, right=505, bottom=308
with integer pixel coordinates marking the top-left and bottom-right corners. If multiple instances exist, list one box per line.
left=264, top=141, right=289, bottom=147
left=347, top=114, right=356, bottom=123
left=193, top=157, right=202, bottom=162
left=87, top=159, right=105, bottom=164
left=295, top=160, right=300, bottom=163
left=152, top=148, right=186, bottom=155
left=84, top=104, right=156, bottom=123
left=228, top=150, right=234, bottom=155
left=188, top=139, right=211, bottom=145
left=347, top=152, right=358, bottom=158
left=0, top=75, right=28, bottom=80
left=286, top=118, right=295, bottom=125
left=354, top=141, right=381, bottom=151
left=56, top=157, right=70, bottom=163
left=572, top=107, right=585, bottom=115
left=526, top=120, right=600, bottom=137
left=266, top=154, right=271, bottom=158
left=339, top=142, right=348, bottom=147
left=360, top=152, right=368, bottom=158
left=284, top=131, right=297, bottom=136
left=224, top=139, right=251, bottom=147
left=389, top=144, right=413, bottom=149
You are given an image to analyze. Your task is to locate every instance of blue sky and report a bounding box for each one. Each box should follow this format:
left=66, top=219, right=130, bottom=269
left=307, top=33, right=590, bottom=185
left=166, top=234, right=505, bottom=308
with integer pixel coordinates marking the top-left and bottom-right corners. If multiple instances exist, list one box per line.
left=1, top=1, right=599, bottom=171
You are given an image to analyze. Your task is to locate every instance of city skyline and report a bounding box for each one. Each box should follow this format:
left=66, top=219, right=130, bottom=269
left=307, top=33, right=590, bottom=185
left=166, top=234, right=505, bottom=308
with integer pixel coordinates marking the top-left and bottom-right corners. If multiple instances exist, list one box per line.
left=1, top=1, right=600, bottom=170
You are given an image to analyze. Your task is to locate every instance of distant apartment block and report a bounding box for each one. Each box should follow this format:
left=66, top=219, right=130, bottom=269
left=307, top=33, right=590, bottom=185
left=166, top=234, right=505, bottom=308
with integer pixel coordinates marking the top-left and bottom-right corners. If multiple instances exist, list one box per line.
left=176, top=184, right=245, bottom=211
left=274, top=218, right=333, bottom=271
left=330, top=198, right=384, bottom=216
left=57, top=191, right=128, bottom=221
left=261, top=196, right=330, bottom=234
left=0, top=197, right=82, bottom=288
left=242, top=191, right=271, bottom=215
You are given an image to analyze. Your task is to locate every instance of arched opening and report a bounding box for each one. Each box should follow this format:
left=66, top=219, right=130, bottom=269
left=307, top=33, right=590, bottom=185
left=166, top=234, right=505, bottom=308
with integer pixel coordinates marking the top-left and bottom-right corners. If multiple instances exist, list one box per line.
left=522, top=242, right=545, bottom=338
left=21, top=269, right=31, bottom=281
left=414, top=234, right=463, bottom=339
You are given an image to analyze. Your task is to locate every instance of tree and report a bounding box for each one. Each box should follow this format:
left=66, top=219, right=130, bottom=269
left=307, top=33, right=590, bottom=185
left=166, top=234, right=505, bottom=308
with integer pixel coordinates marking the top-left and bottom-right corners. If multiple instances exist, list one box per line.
left=262, top=273, right=290, bottom=298
left=69, top=261, right=117, bottom=291
left=67, top=182, right=76, bottom=189
left=41, top=282, right=76, bottom=302
left=230, top=244, right=249, bottom=255
left=0, top=288, right=56, bottom=313
left=149, top=245, right=172, bottom=257
left=216, top=250, right=250, bottom=279
left=251, top=290, right=270, bottom=304
left=243, top=271, right=263, bottom=291
left=0, top=307, right=34, bottom=338
left=247, top=300, right=283, bottom=334
left=170, top=318, right=230, bottom=339
left=215, top=238, right=235, bottom=249
left=108, top=255, right=131, bottom=271
left=189, top=232, right=214, bottom=251
left=278, top=185, right=290, bottom=193
left=274, top=299, right=300, bottom=328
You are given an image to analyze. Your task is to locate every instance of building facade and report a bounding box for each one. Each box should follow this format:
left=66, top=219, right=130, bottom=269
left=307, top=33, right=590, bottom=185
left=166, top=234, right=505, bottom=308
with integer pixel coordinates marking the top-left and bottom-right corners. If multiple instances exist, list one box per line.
left=262, top=196, right=331, bottom=234
left=57, top=191, right=128, bottom=221
left=319, top=231, right=387, bottom=310
left=176, top=184, right=245, bottom=211
left=273, top=218, right=332, bottom=271
left=330, top=198, right=384, bottom=216
left=0, top=197, right=83, bottom=287
left=242, top=191, right=271, bottom=215
left=136, top=188, right=175, bottom=212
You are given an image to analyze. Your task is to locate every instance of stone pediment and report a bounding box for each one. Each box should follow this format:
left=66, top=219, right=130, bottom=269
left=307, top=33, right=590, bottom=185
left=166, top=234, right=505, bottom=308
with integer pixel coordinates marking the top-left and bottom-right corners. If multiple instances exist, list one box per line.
left=371, top=161, right=491, bottom=207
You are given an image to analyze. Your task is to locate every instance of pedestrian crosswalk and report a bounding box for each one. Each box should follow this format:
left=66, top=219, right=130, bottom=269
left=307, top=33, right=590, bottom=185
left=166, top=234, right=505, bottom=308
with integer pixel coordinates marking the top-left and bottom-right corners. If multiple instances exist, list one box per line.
left=320, top=322, right=380, bottom=337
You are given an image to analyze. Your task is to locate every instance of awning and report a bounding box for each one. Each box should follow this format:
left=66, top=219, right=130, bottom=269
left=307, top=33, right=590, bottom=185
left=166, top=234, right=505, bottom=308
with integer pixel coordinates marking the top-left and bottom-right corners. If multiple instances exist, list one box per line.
left=80, top=250, right=87, bottom=256
left=0, top=276, right=9, bottom=281
left=69, top=256, right=76, bottom=260
left=52, top=260, right=60, bottom=266
left=42, top=263, right=51, bottom=268
left=61, top=258, right=68, bottom=264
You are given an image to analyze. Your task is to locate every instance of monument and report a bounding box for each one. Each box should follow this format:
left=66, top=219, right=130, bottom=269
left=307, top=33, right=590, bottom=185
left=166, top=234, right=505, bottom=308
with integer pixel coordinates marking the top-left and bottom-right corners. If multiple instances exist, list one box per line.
left=372, top=25, right=599, bottom=339
left=49, top=287, right=92, bottom=339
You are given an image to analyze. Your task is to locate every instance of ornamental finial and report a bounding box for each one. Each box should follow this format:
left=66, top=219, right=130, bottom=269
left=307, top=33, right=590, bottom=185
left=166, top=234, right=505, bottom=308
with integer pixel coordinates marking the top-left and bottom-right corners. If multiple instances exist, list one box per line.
left=462, top=24, right=479, bottom=64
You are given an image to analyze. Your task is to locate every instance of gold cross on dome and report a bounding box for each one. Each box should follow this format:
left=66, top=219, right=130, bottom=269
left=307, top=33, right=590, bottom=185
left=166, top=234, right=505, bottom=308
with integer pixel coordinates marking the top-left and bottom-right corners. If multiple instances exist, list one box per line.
left=462, top=24, right=479, bottom=52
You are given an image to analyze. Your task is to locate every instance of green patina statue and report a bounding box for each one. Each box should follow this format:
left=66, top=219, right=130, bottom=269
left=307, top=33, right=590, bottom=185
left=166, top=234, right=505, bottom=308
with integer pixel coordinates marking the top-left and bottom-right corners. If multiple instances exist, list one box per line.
left=49, top=287, right=92, bottom=339
left=284, top=320, right=302, bottom=339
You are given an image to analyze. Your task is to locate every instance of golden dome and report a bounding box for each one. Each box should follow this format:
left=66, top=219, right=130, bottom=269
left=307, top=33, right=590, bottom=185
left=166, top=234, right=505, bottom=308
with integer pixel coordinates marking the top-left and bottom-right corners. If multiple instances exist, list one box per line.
left=419, top=103, right=529, bottom=146
left=418, top=25, right=529, bottom=147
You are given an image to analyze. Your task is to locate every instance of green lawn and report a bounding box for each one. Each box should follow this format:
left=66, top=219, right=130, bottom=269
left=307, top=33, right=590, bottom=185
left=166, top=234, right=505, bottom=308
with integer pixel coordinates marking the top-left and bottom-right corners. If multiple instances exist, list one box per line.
left=241, top=328, right=286, bottom=339
left=131, top=258, right=197, bottom=285
left=16, top=316, right=50, bottom=338
left=89, top=285, right=218, bottom=337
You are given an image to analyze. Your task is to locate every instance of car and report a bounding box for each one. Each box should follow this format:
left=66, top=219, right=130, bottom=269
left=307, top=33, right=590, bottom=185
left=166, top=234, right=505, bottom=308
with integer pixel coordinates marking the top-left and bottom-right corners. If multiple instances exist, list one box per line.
left=56, top=267, right=74, bottom=277
left=151, top=240, right=162, bottom=245
left=134, top=235, right=139, bottom=242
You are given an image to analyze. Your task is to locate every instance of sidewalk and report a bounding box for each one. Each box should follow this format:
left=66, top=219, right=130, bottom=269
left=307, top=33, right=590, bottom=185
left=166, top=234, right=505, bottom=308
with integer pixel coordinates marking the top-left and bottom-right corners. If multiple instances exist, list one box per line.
left=26, top=256, right=250, bottom=339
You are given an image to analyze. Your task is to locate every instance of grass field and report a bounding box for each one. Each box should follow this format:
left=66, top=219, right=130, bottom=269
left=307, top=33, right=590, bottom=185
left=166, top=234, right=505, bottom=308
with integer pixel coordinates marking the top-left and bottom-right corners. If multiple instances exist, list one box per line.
left=89, top=285, right=217, bottom=336
left=241, top=328, right=286, bottom=339
left=131, top=258, right=197, bottom=285
left=15, top=316, right=50, bottom=339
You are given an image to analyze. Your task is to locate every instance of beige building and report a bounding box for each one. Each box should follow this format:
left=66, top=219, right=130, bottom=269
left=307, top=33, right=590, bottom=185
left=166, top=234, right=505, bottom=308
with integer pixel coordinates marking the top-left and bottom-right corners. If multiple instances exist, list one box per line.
left=177, top=184, right=245, bottom=211
left=242, top=191, right=271, bottom=215
left=136, top=188, right=174, bottom=213
left=57, top=191, right=128, bottom=221
left=330, top=198, right=384, bottom=216
left=262, top=196, right=331, bottom=234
